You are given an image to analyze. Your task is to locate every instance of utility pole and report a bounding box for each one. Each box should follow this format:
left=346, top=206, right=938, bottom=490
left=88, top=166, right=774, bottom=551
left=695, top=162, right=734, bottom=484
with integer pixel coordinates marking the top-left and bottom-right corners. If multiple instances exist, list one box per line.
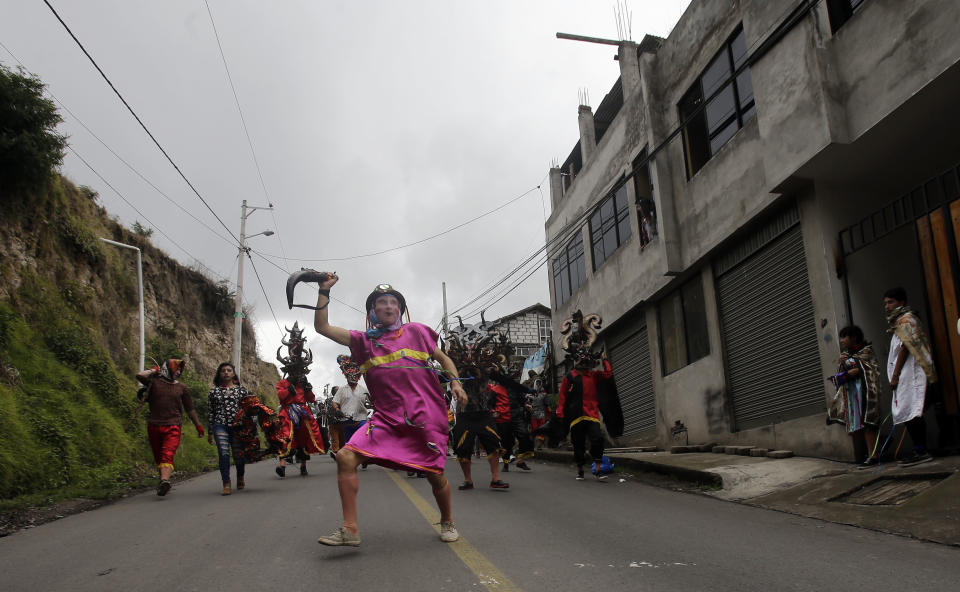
left=442, top=281, right=449, bottom=339
left=100, top=238, right=145, bottom=371
left=232, top=199, right=274, bottom=376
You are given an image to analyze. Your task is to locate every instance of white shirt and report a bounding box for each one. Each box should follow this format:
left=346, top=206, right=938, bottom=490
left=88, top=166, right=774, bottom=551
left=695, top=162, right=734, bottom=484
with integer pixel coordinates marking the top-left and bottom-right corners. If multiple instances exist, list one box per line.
left=333, top=383, right=371, bottom=421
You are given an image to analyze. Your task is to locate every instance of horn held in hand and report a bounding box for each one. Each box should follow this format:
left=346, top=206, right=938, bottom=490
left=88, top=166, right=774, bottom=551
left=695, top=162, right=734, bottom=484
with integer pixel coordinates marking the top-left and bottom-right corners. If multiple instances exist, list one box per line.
left=286, top=268, right=333, bottom=311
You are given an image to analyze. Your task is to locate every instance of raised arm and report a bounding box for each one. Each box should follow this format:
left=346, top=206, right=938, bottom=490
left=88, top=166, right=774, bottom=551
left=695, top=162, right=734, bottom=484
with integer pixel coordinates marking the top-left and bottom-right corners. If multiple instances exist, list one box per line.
left=312, top=272, right=352, bottom=347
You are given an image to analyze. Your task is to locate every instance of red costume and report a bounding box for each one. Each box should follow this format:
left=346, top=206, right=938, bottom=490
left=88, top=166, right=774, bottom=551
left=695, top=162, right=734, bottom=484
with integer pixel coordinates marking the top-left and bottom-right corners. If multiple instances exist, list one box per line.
left=556, top=360, right=613, bottom=428
left=277, top=379, right=324, bottom=456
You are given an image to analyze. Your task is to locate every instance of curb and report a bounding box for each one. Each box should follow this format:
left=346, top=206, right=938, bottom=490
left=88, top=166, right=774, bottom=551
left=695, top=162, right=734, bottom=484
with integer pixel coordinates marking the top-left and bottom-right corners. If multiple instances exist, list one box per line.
left=534, top=450, right=723, bottom=488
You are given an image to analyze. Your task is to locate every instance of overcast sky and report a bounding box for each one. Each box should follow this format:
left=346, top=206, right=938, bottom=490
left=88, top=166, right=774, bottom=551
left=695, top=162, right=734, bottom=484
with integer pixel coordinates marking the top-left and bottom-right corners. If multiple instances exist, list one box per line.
left=1, top=0, right=687, bottom=390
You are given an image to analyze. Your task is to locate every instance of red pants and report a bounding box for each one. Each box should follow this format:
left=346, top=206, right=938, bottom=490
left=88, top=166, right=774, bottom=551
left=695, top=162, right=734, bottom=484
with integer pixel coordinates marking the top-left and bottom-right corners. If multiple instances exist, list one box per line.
left=148, top=424, right=182, bottom=469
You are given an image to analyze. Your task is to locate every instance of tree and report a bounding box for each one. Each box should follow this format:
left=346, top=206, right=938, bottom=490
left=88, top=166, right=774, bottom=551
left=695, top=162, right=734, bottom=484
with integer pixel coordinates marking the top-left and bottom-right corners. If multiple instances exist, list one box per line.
left=0, top=65, right=67, bottom=195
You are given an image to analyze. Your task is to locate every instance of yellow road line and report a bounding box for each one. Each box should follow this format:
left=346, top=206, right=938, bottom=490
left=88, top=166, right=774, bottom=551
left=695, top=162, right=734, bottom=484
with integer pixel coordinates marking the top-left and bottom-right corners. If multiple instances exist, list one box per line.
left=387, top=471, right=523, bottom=592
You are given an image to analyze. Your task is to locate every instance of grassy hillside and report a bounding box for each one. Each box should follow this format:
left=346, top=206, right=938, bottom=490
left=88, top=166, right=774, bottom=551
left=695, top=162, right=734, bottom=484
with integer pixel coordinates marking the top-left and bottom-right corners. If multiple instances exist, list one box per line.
left=0, top=162, right=279, bottom=510
left=0, top=64, right=281, bottom=509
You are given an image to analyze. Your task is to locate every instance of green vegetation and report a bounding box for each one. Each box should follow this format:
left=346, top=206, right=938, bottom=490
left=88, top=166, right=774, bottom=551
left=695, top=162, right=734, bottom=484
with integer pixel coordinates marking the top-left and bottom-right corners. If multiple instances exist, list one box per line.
left=0, top=291, right=215, bottom=508
left=131, top=220, right=154, bottom=238
left=0, top=65, right=67, bottom=195
left=0, top=66, right=279, bottom=511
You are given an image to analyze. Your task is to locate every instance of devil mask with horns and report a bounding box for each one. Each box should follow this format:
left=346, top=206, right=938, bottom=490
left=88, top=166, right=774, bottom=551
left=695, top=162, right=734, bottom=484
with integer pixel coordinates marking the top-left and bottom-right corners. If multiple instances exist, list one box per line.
left=445, top=316, right=513, bottom=379
left=337, top=354, right=362, bottom=386
left=276, top=321, right=313, bottom=378
left=560, top=310, right=603, bottom=369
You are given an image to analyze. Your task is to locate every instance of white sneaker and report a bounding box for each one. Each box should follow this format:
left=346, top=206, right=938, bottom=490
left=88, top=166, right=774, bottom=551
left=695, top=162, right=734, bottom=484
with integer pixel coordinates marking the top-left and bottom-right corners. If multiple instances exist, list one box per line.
left=317, top=526, right=361, bottom=547
left=439, top=522, right=459, bottom=543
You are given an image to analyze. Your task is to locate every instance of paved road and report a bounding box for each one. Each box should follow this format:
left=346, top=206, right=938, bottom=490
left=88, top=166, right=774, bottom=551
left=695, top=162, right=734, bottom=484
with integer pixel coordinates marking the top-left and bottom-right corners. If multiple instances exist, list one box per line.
left=2, top=456, right=958, bottom=591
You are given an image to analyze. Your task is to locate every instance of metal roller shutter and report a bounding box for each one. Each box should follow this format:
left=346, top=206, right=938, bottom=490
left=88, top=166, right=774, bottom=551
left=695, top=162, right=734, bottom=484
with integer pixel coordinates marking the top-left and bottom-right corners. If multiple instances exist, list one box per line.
left=716, top=215, right=823, bottom=430
left=609, top=324, right=656, bottom=435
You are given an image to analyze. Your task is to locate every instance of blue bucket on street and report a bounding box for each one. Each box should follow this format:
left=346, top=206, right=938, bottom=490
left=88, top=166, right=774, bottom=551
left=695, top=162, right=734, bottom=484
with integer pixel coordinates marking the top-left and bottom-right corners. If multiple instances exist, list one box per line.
left=591, top=455, right=614, bottom=475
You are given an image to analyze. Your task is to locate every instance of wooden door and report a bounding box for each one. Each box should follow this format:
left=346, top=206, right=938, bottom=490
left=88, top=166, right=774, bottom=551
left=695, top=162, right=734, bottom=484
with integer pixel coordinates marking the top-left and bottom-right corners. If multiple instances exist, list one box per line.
left=916, top=203, right=960, bottom=415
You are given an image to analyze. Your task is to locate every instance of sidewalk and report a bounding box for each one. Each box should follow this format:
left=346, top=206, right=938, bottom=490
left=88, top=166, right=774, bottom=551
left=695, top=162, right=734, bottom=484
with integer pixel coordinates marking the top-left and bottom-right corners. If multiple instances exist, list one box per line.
left=535, top=448, right=960, bottom=546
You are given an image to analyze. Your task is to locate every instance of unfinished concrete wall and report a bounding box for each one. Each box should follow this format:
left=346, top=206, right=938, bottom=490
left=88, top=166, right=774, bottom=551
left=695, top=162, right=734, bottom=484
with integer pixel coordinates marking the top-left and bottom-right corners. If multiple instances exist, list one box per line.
left=830, top=0, right=960, bottom=141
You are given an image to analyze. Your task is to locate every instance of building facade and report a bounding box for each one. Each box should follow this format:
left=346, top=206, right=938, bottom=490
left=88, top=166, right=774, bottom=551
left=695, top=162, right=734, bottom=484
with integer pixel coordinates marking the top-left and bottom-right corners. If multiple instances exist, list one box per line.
left=545, top=0, right=960, bottom=458
left=485, top=303, right=552, bottom=361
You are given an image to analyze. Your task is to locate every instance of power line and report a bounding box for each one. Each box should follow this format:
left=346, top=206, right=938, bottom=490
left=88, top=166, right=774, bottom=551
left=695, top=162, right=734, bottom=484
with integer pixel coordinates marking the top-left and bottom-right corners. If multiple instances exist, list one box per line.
left=448, top=201, right=584, bottom=317
left=449, top=198, right=591, bottom=320
left=246, top=253, right=283, bottom=335
left=248, top=250, right=366, bottom=315
left=68, top=146, right=232, bottom=284
left=42, top=0, right=241, bottom=246
left=253, top=184, right=541, bottom=263
left=202, top=0, right=295, bottom=276
left=0, top=41, right=237, bottom=248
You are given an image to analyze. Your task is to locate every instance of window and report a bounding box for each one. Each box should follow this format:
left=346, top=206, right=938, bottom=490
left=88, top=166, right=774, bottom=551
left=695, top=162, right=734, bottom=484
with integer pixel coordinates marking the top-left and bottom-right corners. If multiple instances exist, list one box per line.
left=679, top=26, right=756, bottom=177
left=539, top=318, right=552, bottom=344
left=633, top=150, right=657, bottom=249
left=515, top=346, right=538, bottom=357
left=552, top=232, right=586, bottom=308
left=827, top=0, right=868, bottom=32
left=589, top=183, right=632, bottom=269
left=658, top=274, right=710, bottom=374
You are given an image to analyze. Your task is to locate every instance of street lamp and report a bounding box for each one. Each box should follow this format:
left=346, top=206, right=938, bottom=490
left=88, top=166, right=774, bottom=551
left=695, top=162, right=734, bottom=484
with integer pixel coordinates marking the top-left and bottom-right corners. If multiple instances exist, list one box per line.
left=99, top=238, right=145, bottom=371
left=233, top=199, right=274, bottom=376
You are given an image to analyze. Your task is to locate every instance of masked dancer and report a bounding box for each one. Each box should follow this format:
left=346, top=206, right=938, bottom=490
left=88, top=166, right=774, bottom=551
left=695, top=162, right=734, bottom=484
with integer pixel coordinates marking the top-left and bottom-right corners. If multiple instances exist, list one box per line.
left=276, top=322, right=325, bottom=477
left=135, top=359, right=204, bottom=496
left=445, top=325, right=510, bottom=490
left=302, top=273, right=466, bottom=546
left=555, top=311, right=621, bottom=481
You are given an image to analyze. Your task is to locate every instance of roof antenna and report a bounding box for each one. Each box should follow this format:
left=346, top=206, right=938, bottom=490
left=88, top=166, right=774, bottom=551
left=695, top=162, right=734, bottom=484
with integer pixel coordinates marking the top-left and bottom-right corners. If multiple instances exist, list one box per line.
left=613, top=1, right=633, bottom=42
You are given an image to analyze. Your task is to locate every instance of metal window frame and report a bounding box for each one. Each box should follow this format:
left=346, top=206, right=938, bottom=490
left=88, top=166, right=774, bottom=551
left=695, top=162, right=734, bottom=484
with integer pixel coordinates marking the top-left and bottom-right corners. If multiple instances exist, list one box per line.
left=678, top=24, right=757, bottom=177
left=589, top=183, right=631, bottom=270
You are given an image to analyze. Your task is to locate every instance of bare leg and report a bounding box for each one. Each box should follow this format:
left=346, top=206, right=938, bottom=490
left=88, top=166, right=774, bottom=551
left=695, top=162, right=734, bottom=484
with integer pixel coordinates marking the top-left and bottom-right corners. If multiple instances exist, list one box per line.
left=458, top=459, right=473, bottom=484
left=335, top=449, right=363, bottom=533
left=159, top=466, right=173, bottom=481
left=865, top=427, right=879, bottom=459
left=425, top=473, right=453, bottom=524
left=488, top=452, right=501, bottom=481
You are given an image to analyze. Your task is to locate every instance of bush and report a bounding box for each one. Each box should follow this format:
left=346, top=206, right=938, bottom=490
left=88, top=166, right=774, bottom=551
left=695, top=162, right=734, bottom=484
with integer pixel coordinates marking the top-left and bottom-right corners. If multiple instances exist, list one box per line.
left=0, top=65, right=67, bottom=195
left=131, top=221, right=153, bottom=238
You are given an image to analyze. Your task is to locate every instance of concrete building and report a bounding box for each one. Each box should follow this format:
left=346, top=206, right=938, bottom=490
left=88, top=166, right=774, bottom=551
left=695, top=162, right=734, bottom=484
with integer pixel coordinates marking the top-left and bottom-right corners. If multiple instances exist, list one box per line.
left=484, top=303, right=552, bottom=362
left=545, top=0, right=960, bottom=459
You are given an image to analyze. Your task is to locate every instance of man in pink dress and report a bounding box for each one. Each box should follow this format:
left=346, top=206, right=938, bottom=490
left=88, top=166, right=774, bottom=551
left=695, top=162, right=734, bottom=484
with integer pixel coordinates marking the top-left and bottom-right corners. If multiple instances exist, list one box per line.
left=312, top=275, right=467, bottom=547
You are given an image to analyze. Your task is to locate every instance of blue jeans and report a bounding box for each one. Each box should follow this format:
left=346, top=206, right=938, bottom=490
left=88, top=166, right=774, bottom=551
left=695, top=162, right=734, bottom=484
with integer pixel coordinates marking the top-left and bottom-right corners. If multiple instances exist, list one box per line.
left=213, top=424, right=245, bottom=482
left=342, top=420, right=367, bottom=444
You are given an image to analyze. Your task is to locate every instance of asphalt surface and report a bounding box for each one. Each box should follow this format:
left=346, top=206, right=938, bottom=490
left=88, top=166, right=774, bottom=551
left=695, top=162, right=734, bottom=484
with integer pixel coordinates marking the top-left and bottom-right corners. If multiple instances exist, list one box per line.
left=1, top=456, right=959, bottom=592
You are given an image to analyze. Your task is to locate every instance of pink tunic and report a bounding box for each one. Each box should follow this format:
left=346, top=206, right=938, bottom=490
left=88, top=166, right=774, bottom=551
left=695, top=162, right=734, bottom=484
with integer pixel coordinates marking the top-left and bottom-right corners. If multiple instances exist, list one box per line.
left=342, top=323, right=448, bottom=474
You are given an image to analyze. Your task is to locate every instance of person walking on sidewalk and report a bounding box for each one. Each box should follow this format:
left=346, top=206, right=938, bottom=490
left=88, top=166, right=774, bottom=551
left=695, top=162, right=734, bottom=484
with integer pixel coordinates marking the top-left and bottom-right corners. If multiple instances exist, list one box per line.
left=135, top=359, right=204, bottom=496
left=883, top=288, right=937, bottom=466
left=310, top=275, right=467, bottom=546
left=827, top=326, right=882, bottom=467
left=207, top=362, right=246, bottom=495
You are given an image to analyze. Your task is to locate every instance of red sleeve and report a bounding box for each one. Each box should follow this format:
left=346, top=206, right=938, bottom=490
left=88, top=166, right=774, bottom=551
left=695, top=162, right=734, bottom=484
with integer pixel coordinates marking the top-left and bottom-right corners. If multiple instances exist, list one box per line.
left=597, top=359, right=612, bottom=380
left=556, top=377, right=570, bottom=418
